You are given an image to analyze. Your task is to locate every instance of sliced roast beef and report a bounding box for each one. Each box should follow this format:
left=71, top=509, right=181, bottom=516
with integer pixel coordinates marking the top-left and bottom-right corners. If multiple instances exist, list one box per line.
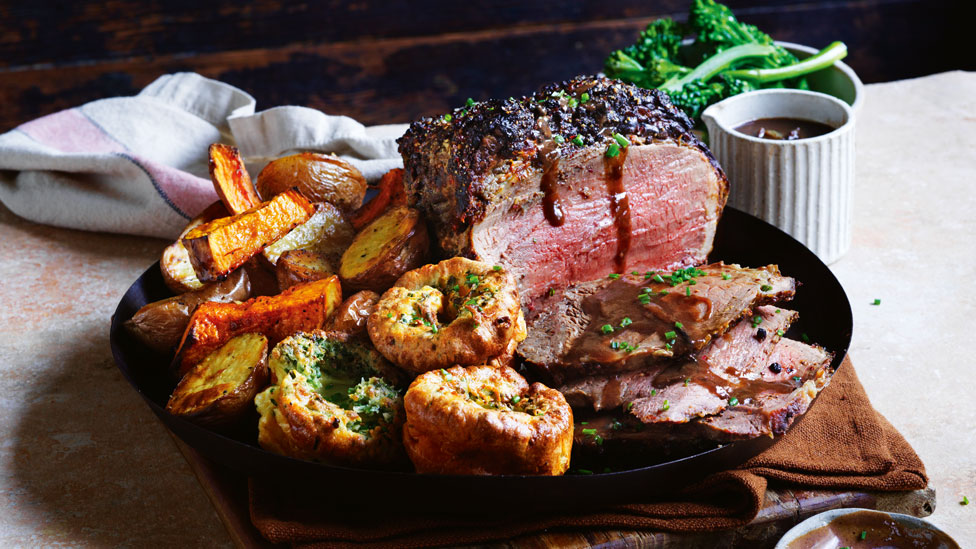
left=561, top=305, right=798, bottom=412
left=573, top=337, right=834, bottom=452
left=399, top=76, right=728, bottom=305
left=697, top=339, right=833, bottom=440
left=520, top=263, right=795, bottom=384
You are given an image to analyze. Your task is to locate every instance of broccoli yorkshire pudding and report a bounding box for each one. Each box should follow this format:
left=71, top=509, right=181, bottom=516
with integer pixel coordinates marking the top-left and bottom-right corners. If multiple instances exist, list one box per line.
left=255, top=330, right=405, bottom=467
left=368, top=258, right=526, bottom=374
left=403, top=365, right=573, bottom=475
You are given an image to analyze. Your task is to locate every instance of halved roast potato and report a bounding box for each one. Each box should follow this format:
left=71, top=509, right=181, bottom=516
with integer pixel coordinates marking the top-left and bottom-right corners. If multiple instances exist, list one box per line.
left=275, top=249, right=335, bottom=291
left=339, top=206, right=429, bottom=292
left=324, top=290, right=379, bottom=339
left=256, top=152, right=367, bottom=213
left=173, top=276, right=342, bottom=377
left=124, top=268, right=251, bottom=353
left=182, top=189, right=315, bottom=283
left=261, top=201, right=354, bottom=267
left=160, top=201, right=228, bottom=294
left=166, top=332, right=269, bottom=427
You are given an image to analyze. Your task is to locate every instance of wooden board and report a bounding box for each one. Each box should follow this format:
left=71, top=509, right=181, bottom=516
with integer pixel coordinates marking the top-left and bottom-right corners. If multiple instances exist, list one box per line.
left=172, top=436, right=936, bottom=548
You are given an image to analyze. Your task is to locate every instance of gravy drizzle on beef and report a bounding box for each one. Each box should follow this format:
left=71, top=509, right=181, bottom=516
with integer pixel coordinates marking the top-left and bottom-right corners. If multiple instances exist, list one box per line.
left=604, top=147, right=631, bottom=273
left=540, top=157, right=564, bottom=226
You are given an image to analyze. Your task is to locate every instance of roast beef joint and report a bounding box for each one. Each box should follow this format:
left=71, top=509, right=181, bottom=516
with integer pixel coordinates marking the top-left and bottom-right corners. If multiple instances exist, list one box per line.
left=398, top=75, right=836, bottom=461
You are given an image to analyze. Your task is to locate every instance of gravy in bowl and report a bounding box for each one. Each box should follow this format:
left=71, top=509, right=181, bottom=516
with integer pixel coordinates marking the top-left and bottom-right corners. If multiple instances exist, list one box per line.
left=735, top=117, right=835, bottom=140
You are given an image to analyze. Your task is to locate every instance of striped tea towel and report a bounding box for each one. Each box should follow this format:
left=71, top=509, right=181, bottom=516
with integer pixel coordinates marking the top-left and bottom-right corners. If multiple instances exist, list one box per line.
left=0, top=72, right=408, bottom=239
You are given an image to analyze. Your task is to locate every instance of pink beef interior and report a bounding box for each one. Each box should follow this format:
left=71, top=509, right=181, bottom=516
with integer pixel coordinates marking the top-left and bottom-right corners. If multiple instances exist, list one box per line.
left=470, top=141, right=724, bottom=306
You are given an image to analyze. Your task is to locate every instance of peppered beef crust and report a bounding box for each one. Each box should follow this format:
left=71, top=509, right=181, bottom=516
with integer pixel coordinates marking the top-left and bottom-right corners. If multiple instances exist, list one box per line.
left=398, top=75, right=726, bottom=238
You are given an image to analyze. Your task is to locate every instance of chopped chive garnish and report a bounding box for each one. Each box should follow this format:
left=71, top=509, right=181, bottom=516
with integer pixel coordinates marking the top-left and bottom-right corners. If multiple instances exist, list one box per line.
left=620, top=317, right=633, bottom=328
left=686, top=286, right=692, bottom=296
left=802, top=333, right=810, bottom=342
left=728, top=397, right=739, bottom=406
left=793, top=376, right=802, bottom=383
left=626, top=401, right=634, bottom=411
left=512, top=395, right=521, bottom=404
left=638, top=294, right=651, bottom=305
left=652, top=274, right=665, bottom=283
left=594, top=435, right=603, bottom=445
left=580, top=422, right=588, bottom=425
left=466, top=97, right=475, bottom=106
left=722, top=273, right=732, bottom=280
left=548, top=287, right=556, bottom=297
left=664, top=330, right=677, bottom=340
left=552, top=134, right=565, bottom=144
left=632, top=270, right=640, bottom=276
left=760, top=284, right=773, bottom=292
left=605, top=143, right=620, bottom=158
left=860, top=530, right=867, bottom=540
left=443, top=113, right=452, bottom=122
left=568, top=98, right=579, bottom=109
left=601, top=324, right=614, bottom=335
left=613, top=133, right=629, bottom=148
left=580, top=92, right=590, bottom=103
left=872, top=298, right=881, bottom=305
left=662, top=399, right=670, bottom=411
left=650, top=389, right=657, bottom=396
left=493, top=265, right=502, bottom=271
left=608, top=273, right=621, bottom=279
left=674, top=321, right=684, bottom=329
left=571, top=135, right=584, bottom=146
left=962, top=496, right=970, bottom=505
left=386, top=312, right=393, bottom=318
left=577, top=469, right=593, bottom=475
left=659, top=290, right=669, bottom=296
left=776, top=329, right=785, bottom=337
left=581, top=428, right=597, bottom=435
left=684, top=378, right=690, bottom=386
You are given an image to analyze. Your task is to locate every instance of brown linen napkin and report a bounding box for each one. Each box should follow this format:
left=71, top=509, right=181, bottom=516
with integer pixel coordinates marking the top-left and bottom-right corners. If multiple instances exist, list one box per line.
left=249, top=357, right=927, bottom=548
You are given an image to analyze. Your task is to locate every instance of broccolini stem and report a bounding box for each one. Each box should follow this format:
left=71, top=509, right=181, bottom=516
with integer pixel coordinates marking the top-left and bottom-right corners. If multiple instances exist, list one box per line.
left=724, top=41, right=848, bottom=83
left=660, top=43, right=777, bottom=92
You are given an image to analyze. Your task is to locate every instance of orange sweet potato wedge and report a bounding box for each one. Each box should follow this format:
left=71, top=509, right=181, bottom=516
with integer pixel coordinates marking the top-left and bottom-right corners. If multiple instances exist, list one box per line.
left=209, top=143, right=261, bottom=215
left=173, top=276, right=343, bottom=377
left=182, top=189, right=315, bottom=283
left=350, top=168, right=406, bottom=230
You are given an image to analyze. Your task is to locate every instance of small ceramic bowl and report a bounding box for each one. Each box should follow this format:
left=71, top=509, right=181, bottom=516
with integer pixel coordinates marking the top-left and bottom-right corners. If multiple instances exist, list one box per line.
left=702, top=89, right=855, bottom=264
left=774, top=507, right=961, bottom=548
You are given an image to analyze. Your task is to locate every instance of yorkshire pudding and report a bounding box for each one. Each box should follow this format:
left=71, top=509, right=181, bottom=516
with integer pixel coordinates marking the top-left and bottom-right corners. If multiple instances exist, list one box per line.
left=403, top=365, right=573, bottom=475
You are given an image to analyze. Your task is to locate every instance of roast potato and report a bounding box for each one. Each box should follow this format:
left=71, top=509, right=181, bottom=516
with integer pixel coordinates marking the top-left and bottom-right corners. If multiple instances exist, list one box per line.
left=166, top=332, right=269, bottom=427
left=339, top=206, right=429, bottom=292
left=403, top=365, right=573, bottom=475
left=261, top=201, right=354, bottom=267
left=256, top=152, right=367, bottom=213
left=209, top=143, right=261, bottom=215
left=324, top=290, right=379, bottom=339
left=173, top=276, right=342, bottom=377
left=350, top=168, right=405, bottom=230
left=160, top=201, right=228, bottom=294
left=275, top=249, right=335, bottom=291
left=255, top=330, right=405, bottom=467
left=124, top=268, right=251, bottom=353
left=182, top=189, right=315, bottom=283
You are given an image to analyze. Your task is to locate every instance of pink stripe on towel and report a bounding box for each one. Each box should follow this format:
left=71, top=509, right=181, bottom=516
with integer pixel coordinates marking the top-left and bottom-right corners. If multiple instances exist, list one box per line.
left=18, top=108, right=126, bottom=154
left=126, top=154, right=219, bottom=218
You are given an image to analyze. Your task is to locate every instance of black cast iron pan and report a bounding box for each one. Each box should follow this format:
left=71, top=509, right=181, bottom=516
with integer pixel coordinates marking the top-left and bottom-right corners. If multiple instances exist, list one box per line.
left=109, top=207, right=852, bottom=514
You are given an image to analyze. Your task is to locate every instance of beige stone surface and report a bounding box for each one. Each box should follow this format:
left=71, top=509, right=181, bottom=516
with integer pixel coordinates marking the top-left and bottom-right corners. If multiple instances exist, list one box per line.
left=829, top=70, right=976, bottom=545
left=0, top=71, right=972, bottom=547
left=0, top=209, right=232, bottom=547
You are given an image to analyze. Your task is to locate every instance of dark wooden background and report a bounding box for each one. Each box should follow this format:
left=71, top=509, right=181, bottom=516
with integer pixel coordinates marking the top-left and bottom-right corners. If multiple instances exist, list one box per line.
left=0, top=0, right=968, bottom=131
